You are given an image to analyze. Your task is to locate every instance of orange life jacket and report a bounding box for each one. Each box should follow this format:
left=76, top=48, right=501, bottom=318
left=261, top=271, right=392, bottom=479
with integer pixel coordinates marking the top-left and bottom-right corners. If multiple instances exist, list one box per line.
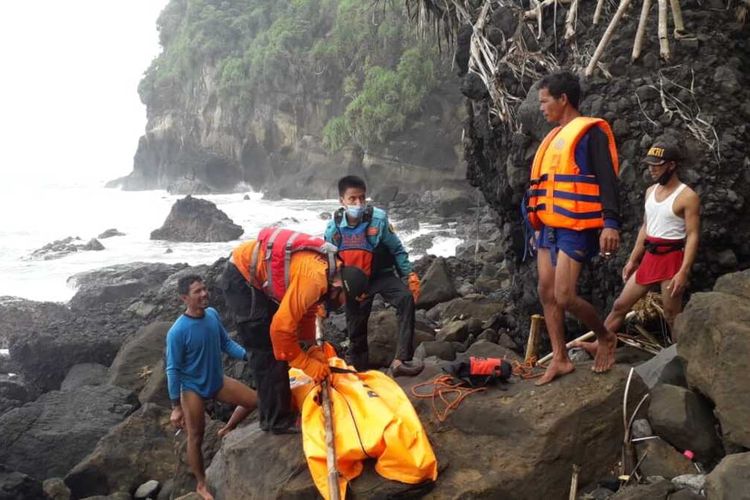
left=526, top=116, right=619, bottom=231
left=246, top=227, right=338, bottom=303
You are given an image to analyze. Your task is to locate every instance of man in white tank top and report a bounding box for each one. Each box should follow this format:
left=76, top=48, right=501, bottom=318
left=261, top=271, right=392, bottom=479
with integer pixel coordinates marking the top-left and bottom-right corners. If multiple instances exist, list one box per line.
left=574, top=141, right=700, bottom=354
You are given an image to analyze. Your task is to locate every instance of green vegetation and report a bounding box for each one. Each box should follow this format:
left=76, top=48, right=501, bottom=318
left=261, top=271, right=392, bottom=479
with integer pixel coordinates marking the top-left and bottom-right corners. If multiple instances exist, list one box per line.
left=139, top=0, right=445, bottom=151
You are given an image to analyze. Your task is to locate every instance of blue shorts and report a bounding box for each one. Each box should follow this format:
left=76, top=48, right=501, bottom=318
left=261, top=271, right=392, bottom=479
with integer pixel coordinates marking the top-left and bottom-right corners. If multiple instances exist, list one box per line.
left=537, top=226, right=599, bottom=265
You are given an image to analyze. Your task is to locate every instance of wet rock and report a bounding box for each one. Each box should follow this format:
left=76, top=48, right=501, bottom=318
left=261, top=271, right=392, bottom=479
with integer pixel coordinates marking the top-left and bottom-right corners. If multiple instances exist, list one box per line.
left=150, top=195, right=243, bottom=242
left=107, top=322, right=172, bottom=394
left=364, top=310, right=431, bottom=368
left=65, top=404, right=223, bottom=499
left=134, top=480, right=159, bottom=499
left=69, top=262, right=186, bottom=312
left=413, top=341, right=457, bottom=361
left=436, top=320, right=469, bottom=343
left=609, top=477, right=674, bottom=499
left=28, top=236, right=104, bottom=261
left=636, top=438, right=697, bottom=479
left=631, top=419, right=653, bottom=439
left=458, top=339, right=520, bottom=362
left=0, top=384, right=137, bottom=479
left=460, top=72, right=488, bottom=100
left=417, top=258, right=458, bottom=309
left=677, top=270, right=750, bottom=450
left=98, top=228, right=125, bottom=239
left=477, top=328, right=498, bottom=343
left=634, top=345, right=679, bottom=389
left=0, top=465, right=44, bottom=500
left=647, top=384, right=723, bottom=463
left=61, top=363, right=108, bottom=391
left=671, top=474, right=706, bottom=495
left=43, top=477, right=71, bottom=500
left=668, top=489, right=704, bottom=500
left=705, top=452, right=750, bottom=500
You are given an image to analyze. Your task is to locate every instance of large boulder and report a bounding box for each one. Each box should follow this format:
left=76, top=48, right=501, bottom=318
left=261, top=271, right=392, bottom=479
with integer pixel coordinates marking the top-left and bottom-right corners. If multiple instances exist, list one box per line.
left=0, top=384, right=137, bottom=480
left=0, top=297, right=73, bottom=348
left=107, top=322, right=172, bottom=394
left=150, top=195, right=243, bottom=242
left=647, top=384, right=723, bottom=464
left=676, top=269, right=750, bottom=451
left=635, top=438, right=697, bottom=479
left=61, top=363, right=109, bottom=391
left=28, top=236, right=104, bottom=261
left=0, top=465, right=44, bottom=500
left=705, top=452, right=750, bottom=500
left=208, top=361, right=645, bottom=498
left=426, top=295, right=507, bottom=325
left=69, top=262, right=187, bottom=312
left=417, top=258, right=458, bottom=309
left=65, top=404, right=223, bottom=499
left=364, top=310, right=434, bottom=368
left=138, top=358, right=170, bottom=408
left=609, top=478, right=675, bottom=499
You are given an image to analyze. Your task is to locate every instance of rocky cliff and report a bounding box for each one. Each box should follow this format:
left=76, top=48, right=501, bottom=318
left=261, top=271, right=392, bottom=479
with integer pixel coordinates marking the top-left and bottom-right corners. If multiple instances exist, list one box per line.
left=412, top=0, right=750, bottom=338
left=116, top=0, right=466, bottom=198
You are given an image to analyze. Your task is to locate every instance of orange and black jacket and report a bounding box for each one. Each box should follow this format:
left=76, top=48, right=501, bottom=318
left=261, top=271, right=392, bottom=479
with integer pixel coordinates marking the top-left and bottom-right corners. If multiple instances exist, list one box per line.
left=526, top=116, right=621, bottom=231
left=231, top=240, right=328, bottom=363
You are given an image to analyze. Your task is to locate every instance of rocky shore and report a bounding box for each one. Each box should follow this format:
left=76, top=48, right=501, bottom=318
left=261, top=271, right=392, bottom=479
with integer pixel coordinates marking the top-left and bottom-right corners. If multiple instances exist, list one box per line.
left=1, top=181, right=748, bottom=498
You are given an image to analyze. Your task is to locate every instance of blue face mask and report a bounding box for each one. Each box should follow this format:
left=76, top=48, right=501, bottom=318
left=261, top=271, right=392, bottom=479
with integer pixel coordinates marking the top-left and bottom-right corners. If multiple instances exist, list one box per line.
left=345, top=204, right=366, bottom=220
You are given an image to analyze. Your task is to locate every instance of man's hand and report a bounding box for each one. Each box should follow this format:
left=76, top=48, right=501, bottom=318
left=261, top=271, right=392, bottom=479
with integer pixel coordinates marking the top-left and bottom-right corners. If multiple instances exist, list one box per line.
left=306, top=345, right=328, bottom=363
left=289, top=351, right=331, bottom=383
left=599, top=228, right=620, bottom=256
left=668, top=270, right=689, bottom=298
left=622, top=260, right=639, bottom=283
left=170, top=405, right=184, bottom=429
left=407, top=273, right=421, bottom=303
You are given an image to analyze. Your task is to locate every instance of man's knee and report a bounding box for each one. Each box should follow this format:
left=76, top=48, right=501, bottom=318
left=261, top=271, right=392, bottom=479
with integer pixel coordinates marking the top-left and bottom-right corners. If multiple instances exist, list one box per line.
left=553, top=287, right=576, bottom=309
left=611, top=296, right=630, bottom=316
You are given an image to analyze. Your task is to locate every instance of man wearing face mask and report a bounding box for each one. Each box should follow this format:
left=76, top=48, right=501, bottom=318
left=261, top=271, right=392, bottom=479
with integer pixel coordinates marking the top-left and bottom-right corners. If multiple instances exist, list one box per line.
left=573, top=141, right=700, bottom=353
left=324, top=175, right=423, bottom=377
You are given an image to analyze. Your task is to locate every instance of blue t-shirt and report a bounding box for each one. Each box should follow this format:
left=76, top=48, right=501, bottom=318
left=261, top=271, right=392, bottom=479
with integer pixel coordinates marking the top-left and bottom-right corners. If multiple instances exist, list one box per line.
left=165, top=307, right=246, bottom=401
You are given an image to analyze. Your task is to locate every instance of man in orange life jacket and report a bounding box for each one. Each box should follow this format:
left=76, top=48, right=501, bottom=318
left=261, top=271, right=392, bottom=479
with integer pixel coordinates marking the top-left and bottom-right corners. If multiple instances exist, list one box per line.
left=525, top=71, right=622, bottom=384
left=572, top=140, right=700, bottom=355
left=324, top=176, right=423, bottom=377
left=218, top=228, right=368, bottom=434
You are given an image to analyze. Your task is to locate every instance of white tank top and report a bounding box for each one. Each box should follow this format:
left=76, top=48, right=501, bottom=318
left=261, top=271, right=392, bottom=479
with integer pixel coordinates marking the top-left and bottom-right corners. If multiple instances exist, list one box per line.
left=645, top=183, right=687, bottom=239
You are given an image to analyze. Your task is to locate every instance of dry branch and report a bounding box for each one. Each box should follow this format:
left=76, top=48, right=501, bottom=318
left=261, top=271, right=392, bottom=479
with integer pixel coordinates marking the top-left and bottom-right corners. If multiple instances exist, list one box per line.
left=632, top=0, right=652, bottom=61
left=565, top=0, right=580, bottom=41
left=585, top=0, right=636, bottom=77
left=593, top=0, right=607, bottom=24
left=658, top=0, right=670, bottom=60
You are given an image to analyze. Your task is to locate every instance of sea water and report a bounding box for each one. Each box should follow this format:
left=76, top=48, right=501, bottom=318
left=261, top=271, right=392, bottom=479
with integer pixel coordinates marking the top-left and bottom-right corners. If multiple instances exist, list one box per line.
left=0, top=179, right=460, bottom=303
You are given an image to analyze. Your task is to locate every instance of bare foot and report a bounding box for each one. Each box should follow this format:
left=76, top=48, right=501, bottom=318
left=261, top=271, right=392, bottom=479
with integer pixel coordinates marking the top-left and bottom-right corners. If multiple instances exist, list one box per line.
left=217, top=424, right=232, bottom=438
left=196, top=482, right=214, bottom=500
left=570, top=340, right=598, bottom=358
left=535, top=358, right=575, bottom=386
left=593, top=332, right=617, bottom=373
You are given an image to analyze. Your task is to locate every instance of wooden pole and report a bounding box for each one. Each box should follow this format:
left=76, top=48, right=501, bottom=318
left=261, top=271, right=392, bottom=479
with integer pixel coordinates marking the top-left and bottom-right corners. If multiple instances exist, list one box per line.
left=669, top=0, right=687, bottom=37
left=315, top=318, right=340, bottom=500
left=565, top=0, right=580, bottom=41
left=632, top=0, right=652, bottom=61
left=593, top=0, right=606, bottom=24
left=658, top=0, right=670, bottom=60
left=585, top=0, right=635, bottom=77
left=569, top=464, right=581, bottom=500
left=525, top=314, right=544, bottom=363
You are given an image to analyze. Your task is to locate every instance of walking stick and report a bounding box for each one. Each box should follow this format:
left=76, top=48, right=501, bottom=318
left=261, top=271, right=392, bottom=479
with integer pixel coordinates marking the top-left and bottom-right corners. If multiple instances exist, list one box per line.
left=315, top=317, right=340, bottom=500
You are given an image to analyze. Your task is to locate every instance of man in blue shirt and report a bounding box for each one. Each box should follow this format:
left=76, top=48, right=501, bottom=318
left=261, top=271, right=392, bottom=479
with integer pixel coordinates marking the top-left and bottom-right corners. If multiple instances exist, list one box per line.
left=166, top=274, right=258, bottom=500
left=324, top=175, right=423, bottom=377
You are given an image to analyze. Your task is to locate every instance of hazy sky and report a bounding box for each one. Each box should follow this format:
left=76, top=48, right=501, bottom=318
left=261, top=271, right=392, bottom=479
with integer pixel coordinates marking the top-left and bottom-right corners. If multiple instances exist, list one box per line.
left=0, top=1, right=168, bottom=187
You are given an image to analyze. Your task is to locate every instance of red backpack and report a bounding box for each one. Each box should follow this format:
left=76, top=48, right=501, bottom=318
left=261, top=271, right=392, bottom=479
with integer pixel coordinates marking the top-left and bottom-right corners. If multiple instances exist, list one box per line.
left=248, top=227, right=338, bottom=303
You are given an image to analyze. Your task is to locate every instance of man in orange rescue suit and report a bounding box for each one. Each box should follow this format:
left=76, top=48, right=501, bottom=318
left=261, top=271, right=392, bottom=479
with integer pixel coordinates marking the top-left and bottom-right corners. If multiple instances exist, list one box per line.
left=572, top=140, right=700, bottom=356
left=525, top=70, right=622, bottom=384
left=218, top=227, right=368, bottom=434
left=324, top=175, right=424, bottom=377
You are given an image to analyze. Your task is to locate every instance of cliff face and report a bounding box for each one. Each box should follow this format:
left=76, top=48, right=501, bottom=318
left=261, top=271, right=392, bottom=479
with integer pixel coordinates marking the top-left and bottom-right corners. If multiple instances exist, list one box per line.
left=119, top=0, right=466, bottom=198
left=434, top=0, right=749, bottom=333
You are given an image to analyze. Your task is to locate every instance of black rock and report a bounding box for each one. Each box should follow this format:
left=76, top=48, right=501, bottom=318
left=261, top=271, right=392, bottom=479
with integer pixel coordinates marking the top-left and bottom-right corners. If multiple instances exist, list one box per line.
left=150, top=195, right=243, bottom=242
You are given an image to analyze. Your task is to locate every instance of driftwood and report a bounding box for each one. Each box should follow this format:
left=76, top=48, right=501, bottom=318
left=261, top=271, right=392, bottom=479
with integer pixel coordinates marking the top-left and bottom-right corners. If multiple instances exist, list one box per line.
left=316, top=318, right=340, bottom=500
left=593, top=0, right=607, bottom=24
left=568, top=464, right=581, bottom=500
left=536, top=311, right=636, bottom=366
left=658, top=0, right=670, bottom=60
left=585, top=0, right=636, bottom=77
left=632, top=0, right=652, bottom=61
left=525, top=314, right=544, bottom=363
left=565, top=0, right=580, bottom=40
